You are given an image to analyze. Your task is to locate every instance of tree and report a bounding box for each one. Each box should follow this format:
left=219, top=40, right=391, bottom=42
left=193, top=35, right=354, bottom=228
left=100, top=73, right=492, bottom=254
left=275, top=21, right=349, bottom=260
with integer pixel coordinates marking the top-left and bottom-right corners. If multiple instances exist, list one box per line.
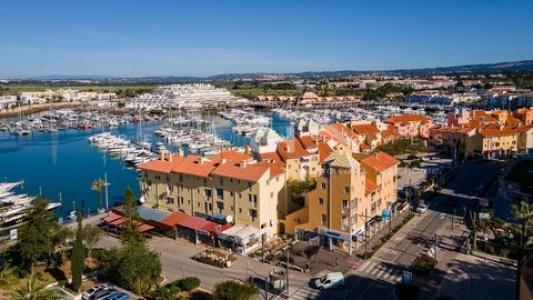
left=213, top=281, right=259, bottom=300
left=70, top=212, right=85, bottom=292
left=83, top=225, right=102, bottom=263
left=511, top=201, right=533, bottom=253
left=0, top=265, right=17, bottom=289
left=91, top=178, right=106, bottom=211
left=120, top=187, right=143, bottom=244
left=9, top=272, right=61, bottom=300
left=115, top=241, right=161, bottom=295
left=18, top=199, right=60, bottom=269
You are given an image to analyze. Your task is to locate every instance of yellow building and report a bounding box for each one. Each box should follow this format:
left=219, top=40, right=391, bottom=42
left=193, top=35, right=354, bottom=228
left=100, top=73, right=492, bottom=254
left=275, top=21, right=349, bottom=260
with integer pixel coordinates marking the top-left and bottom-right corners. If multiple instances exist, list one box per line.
left=465, top=128, right=519, bottom=159
left=138, top=150, right=285, bottom=243
left=281, top=150, right=399, bottom=254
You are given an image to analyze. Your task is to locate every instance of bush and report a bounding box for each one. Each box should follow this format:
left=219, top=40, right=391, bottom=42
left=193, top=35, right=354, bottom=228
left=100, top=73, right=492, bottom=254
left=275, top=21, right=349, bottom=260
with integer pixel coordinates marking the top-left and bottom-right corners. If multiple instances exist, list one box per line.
left=178, top=277, right=201, bottom=291
left=149, top=285, right=181, bottom=300
left=412, top=254, right=437, bottom=274
left=213, top=281, right=259, bottom=300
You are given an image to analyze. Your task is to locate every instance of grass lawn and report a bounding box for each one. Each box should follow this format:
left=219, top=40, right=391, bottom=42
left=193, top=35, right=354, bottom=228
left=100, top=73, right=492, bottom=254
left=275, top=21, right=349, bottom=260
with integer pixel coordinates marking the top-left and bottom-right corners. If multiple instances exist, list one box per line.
left=506, top=159, right=533, bottom=193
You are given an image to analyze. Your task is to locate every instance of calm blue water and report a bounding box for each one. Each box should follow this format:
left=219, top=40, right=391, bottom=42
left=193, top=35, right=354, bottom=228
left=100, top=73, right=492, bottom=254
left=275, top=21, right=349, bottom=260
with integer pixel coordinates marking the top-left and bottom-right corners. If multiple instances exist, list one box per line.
left=0, top=113, right=292, bottom=219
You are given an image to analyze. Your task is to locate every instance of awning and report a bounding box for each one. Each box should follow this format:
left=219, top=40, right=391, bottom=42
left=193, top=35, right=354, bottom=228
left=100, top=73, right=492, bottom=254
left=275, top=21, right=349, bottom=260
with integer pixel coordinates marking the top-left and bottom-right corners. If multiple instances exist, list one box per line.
left=102, top=213, right=121, bottom=223
left=161, top=212, right=191, bottom=228
left=109, top=217, right=125, bottom=226
left=138, top=223, right=155, bottom=233
left=177, top=215, right=228, bottom=234
left=219, top=224, right=260, bottom=242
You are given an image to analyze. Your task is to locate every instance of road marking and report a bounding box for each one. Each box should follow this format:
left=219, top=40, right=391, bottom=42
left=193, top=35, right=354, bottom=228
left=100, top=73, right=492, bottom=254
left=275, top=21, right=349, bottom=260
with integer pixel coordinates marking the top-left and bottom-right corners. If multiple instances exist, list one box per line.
left=290, top=285, right=320, bottom=300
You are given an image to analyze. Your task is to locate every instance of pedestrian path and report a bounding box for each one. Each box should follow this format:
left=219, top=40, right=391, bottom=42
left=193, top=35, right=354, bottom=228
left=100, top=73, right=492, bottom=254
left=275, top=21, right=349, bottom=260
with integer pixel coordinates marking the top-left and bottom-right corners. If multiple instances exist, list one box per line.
left=357, top=260, right=402, bottom=283
left=290, top=284, right=321, bottom=300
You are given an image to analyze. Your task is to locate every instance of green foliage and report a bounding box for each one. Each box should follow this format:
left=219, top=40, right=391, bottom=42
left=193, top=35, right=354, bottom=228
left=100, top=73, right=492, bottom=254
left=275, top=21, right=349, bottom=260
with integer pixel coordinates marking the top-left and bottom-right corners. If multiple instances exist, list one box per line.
left=70, top=212, right=85, bottom=292
left=411, top=254, right=437, bottom=274
left=18, top=199, right=61, bottom=269
left=0, top=265, right=18, bottom=288
left=149, top=285, right=181, bottom=300
left=121, top=186, right=144, bottom=244
left=83, top=224, right=103, bottom=261
left=175, top=277, right=201, bottom=291
left=287, top=180, right=316, bottom=196
left=379, top=138, right=427, bottom=155
left=104, top=188, right=162, bottom=296
left=91, top=178, right=106, bottom=210
left=213, top=281, right=259, bottom=300
left=9, top=272, right=61, bottom=300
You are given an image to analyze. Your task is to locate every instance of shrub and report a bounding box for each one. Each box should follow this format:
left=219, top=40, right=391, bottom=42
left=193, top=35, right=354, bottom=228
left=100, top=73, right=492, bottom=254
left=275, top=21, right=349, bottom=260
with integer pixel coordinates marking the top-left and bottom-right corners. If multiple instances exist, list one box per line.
left=178, top=277, right=201, bottom=291
left=412, top=254, right=437, bottom=274
left=213, top=280, right=259, bottom=300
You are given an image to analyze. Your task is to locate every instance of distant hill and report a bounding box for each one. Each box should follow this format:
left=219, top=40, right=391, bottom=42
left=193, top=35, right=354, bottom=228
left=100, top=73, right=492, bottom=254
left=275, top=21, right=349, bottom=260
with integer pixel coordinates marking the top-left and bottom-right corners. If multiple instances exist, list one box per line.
left=6, top=59, right=533, bottom=83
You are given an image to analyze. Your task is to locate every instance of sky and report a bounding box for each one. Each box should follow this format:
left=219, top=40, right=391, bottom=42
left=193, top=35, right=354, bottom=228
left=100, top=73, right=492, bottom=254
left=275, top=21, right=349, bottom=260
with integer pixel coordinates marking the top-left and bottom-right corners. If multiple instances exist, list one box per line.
left=1, top=0, right=532, bottom=78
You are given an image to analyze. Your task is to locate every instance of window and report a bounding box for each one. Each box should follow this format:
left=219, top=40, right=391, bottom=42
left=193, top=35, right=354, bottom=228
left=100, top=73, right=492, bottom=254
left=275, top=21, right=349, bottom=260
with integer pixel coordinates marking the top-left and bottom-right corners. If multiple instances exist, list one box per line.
left=249, top=209, right=258, bottom=221
left=166, top=197, right=174, bottom=205
left=270, top=192, right=274, bottom=198
left=216, top=188, right=224, bottom=200
left=342, top=200, right=348, bottom=210
left=321, top=183, right=327, bottom=189
left=319, top=198, right=324, bottom=205
left=216, top=201, right=224, bottom=212
left=321, top=214, right=327, bottom=226
left=219, top=177, right=224, bottom=186
left=344, top=186, right=350, bottom=193
left=204, top=189, right=212, bottom=198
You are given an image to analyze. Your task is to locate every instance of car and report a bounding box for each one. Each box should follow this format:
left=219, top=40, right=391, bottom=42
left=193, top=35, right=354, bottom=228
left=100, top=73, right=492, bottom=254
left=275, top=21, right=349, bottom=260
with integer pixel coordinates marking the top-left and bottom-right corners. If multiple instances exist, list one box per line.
left=313, top=272, right=345, bottom=290
left=416, top=204, right=428, bottom=213
left=92, top=289, right=117, bottom=300
left=103, top=292, right=129, bottom=300
left=83, top=284, right=111, bottom=300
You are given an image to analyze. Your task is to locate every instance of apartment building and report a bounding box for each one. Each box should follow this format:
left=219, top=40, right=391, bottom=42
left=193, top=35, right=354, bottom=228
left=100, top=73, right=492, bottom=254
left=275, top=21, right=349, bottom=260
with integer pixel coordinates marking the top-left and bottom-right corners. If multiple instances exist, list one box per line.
left=281, top=150, right=399, bottom=254
left=385, top=114, right=433, bottom=138
left=465, top=128, right=519, bottom=158
left=137, top=150, right=285, bottom=242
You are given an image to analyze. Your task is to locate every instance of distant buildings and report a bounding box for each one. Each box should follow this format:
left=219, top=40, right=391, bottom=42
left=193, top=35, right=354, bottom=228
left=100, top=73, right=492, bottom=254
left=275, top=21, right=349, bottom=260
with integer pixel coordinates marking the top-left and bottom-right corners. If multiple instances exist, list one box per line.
left=385, top=114, right=433, bottom=139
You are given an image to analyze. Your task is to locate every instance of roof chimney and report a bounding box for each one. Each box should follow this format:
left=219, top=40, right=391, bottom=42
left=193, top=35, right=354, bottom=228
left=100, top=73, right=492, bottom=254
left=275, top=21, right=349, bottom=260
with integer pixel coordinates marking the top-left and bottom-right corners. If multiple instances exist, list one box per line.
left=286, top=140, right=295, bottom=152
left=239, top=160, right=248, bottom=168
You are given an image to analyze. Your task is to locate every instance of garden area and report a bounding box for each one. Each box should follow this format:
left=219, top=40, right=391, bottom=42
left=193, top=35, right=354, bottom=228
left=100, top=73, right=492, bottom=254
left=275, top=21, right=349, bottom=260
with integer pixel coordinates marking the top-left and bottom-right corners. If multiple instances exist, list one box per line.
left=379, top=138, right=427, bottom=156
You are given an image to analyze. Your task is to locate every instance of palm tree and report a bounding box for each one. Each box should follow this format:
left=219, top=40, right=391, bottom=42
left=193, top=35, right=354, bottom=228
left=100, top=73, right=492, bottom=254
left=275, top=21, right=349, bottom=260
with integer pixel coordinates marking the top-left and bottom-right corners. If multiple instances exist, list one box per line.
left=10, top=272, right=60, bottom=300
left=91, top=178, right=105, bottom=210
left=511, top=201, right=533, bottom=252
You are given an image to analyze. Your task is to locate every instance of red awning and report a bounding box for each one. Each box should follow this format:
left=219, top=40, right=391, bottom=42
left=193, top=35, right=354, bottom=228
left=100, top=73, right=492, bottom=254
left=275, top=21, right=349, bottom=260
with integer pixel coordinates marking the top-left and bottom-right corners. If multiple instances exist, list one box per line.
left=177, top=216, right=229, bottom=234
left=109, top=217, right=125, bottom=226
left=138, top=223, right=155, bottom=233
left=102, top=213, right=121, bottom=223
left=160, top=212, right=191, bottom=228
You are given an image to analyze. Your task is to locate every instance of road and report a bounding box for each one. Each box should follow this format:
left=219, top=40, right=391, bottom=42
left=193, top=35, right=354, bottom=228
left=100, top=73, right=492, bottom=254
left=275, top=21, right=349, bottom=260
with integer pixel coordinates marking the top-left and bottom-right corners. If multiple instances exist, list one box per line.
left=351, top=160, right=502, bottom=300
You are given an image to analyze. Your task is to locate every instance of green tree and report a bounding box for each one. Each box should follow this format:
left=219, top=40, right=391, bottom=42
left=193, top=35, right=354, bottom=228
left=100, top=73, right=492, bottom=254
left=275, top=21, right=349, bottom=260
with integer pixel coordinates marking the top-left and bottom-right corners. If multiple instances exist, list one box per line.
left=91, top=178, right=106, bottom=211
left=9, top=272, right=60, bottom=300
left=18, top=199, right=60, bottom=269
left=120, top=187, right=143, bottom=243
left=83, top=225, right=102, bottom=263
left=213, top=281, right=259, bottom=300
left=511, top=201, right=533, bottom=253
left=70, top=212, right=85, bottom=292
left=115, top=240, right=161, bottom=295
left=0, top=265, right=17, bottom=289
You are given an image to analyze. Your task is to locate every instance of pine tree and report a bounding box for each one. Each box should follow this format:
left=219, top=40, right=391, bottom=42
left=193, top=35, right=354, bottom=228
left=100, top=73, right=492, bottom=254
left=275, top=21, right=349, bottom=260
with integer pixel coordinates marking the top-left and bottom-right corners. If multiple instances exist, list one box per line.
left=120, top=186, right=144, bottom=244
left=71, top=211, right=85, bottom=292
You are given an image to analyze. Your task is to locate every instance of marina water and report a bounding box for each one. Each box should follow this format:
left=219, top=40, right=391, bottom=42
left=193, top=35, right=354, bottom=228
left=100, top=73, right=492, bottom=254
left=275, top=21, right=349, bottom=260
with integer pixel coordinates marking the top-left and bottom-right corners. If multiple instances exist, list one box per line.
left=0, top=113, right=293, bottom=219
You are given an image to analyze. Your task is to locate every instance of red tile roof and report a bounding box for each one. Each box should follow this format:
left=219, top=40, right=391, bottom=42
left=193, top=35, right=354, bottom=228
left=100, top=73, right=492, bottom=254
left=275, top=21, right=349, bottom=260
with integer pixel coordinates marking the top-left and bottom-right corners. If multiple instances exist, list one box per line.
left=208, top=149, right=252, bottom=163
left=297, top=135, right=318, bottom=150
left=351, top=123, right=380, bottom=135
left=479, top=128, right=518, bottom=137
left=318, top=141, right=333, bottom=162
left=360, top=151, right=400, bottom=172
left=277, top=138, right=309, bottom=160
left=211, top=162, right=269, bottom=182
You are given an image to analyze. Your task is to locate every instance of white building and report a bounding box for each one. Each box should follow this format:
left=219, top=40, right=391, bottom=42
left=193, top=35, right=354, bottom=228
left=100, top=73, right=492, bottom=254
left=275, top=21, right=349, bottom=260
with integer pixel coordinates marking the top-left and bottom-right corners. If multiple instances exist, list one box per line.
left=250, top=128, right=283, bottom=154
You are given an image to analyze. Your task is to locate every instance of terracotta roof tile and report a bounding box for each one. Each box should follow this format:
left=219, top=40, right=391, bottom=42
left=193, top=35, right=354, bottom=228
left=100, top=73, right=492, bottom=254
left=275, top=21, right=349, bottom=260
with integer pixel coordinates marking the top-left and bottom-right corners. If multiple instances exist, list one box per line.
left=360, top=151, right=400, bottom=172
left=211, top=162, right=269, bottom=182
left=365, top=179, right=379, bottom=195
left=277, top=138, right=309, bottom=160
left=385, top=114, right=430, bottom=124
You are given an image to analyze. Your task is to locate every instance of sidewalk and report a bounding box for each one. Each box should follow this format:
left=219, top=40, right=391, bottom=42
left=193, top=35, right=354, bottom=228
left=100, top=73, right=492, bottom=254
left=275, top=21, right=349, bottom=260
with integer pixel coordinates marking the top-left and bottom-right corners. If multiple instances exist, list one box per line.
left=355, top=206, right=413, bottom=257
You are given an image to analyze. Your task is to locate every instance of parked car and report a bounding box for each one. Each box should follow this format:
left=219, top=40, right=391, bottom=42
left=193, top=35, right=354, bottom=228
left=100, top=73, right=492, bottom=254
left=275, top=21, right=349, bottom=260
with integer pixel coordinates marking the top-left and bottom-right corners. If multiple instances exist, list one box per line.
left=92, top=289, right=117, bottom=300
left=103, top=292, right=129, bottom=300
left=416, top=203, right=428, bottom=213
left=83, top=284, right=111, bottom=300
left=313, top=272, right=345, bottom=290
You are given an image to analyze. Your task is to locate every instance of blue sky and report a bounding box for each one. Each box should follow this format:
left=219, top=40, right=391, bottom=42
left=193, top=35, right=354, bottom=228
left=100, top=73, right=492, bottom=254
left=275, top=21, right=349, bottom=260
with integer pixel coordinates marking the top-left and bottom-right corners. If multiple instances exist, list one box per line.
left=1, top=0, right=532, bottom=78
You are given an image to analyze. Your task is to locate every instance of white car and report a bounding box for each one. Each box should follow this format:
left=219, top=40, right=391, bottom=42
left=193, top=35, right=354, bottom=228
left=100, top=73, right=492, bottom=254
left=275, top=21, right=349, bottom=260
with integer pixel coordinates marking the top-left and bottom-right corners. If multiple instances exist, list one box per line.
left=313, top=272, right=345, bottom=290
left=417, top=204, right=428, bottom=213
left=82, top=284, right=111, bottom=300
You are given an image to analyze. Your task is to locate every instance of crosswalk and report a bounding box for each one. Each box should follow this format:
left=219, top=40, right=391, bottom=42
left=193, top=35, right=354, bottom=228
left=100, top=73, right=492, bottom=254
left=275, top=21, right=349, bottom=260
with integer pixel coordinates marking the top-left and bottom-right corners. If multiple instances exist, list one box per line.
left=290, top=284, right=321, bottom=300
left=357, top=260, right=402, bottom=283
